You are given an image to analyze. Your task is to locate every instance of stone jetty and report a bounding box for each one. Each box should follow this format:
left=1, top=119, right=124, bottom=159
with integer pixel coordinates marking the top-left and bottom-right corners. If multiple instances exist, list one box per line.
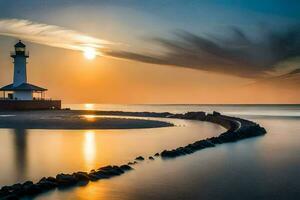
left=160, top=111, right=266, bottom=158
left=0, top=111, right=266, bottom=199
left=0, top=164, right=133, bottom=199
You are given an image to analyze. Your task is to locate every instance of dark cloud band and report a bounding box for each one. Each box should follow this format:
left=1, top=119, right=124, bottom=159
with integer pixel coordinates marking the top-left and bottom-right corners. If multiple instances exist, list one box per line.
left=107, top=26, right=300, bottom=79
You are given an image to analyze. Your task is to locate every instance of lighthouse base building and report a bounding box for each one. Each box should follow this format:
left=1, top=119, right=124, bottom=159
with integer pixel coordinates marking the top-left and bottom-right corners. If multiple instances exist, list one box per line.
left=0, top=41, right=61, bottom=110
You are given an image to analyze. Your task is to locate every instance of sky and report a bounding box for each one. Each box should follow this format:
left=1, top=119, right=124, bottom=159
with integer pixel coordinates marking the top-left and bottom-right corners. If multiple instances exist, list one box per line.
left=0, top=0, right=299, bottom=104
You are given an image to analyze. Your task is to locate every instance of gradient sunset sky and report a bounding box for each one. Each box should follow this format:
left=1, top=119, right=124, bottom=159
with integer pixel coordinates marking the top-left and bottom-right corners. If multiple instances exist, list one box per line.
left=0, top=0, right=299, bottom=104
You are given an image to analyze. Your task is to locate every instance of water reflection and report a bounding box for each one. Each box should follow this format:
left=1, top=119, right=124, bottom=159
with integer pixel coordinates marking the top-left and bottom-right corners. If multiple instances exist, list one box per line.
left=83, top=115, right=96, bottom=122
left=83, top=131, right=96, bottom=169
left=12, top=129, right=27, bottom=180
left=0, top=117, right=224, bottom=187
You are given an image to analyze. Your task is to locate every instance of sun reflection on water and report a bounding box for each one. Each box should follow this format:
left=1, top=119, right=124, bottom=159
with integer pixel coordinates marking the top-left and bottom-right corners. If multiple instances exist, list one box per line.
left=83, top=131, right=96, bottom=169
left=83, top=115, right=97, bottom=122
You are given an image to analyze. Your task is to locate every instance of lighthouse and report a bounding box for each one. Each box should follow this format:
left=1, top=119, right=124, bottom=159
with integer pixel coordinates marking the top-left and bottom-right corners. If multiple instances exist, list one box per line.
left=0, top=41, right=61, bottom=110
left=12, top=40, right=28, bottom=87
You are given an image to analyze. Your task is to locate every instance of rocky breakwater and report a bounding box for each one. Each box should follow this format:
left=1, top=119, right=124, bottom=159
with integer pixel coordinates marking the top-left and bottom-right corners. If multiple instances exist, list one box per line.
left=0, top=164, right=133, bottom=200
left=160, top=111, right=266, bottom=158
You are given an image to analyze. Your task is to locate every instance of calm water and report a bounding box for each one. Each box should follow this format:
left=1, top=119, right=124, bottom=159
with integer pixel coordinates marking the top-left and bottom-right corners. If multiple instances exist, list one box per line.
left=1, top=104, right=300, bottom=200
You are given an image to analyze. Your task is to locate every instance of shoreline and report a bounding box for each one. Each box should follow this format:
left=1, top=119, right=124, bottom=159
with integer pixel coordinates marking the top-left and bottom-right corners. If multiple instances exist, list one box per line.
left=0, top=110, right=173, bottom=129
left=0, top=111, right=266, bottom=199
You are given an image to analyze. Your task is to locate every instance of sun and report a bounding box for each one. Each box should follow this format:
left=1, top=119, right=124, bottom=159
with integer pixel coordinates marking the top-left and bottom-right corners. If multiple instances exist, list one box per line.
left=83, top=47, right=96, bottom=60
left=84, top=103, right=94, bottom=110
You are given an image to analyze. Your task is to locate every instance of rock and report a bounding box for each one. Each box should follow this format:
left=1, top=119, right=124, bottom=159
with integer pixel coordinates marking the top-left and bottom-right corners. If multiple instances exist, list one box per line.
left=22, top=181, right=34, bottom=193
left=88, top=172, right=101, bottom=181
left=109, top=166, right=124, bottom=175
left=0, top=190, right=10, bottom=198
left=37, top=179, right=57, bottom=190
left=1, top=183, right=25, bottom=197
left=101, top=169, right=118, bottom=177
left=73, top=172, right=90, bottom=182
left=182, top=147, right=194, bottom=154
left=2, top=194, right=19, bottom=200
left=167, top=113, right=184, bottom=118
left=1, top=186, right=12, bottom=193
left=45, top=177, right=57, bottom=183
left=11, top=183, right=22, bottom=191
left=208, top=137, right=222, bottom=144
left=161, top=150, right=177, bottom=158
left=149, top=156, right=154, bottom=160
left=197, top=139, right=215, bottom=147
left=154, top=153, right=160, bottom=156
left=25, top=184, right=43, bottom=196
left=98, top=165, right=113, bottom=171
left=97, top=166, right=124, bottom=177
left=56, top=173, right=78, bottom=187
left=94, top=170, right=111, bottom=179
left=135, top=156, right=144, bottom=161
left=212, top=111, right=221, bottom=116
left=182, top=112, right=206, bottom=120
left=77, top=180, right=89, bottom=186
left=120, top=165, right=133, bottom=171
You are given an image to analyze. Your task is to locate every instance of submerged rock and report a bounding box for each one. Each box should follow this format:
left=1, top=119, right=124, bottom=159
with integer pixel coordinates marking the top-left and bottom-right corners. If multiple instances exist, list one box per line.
left=135, top=156, right=144, bottom=161
left=149, top=156, right=154, bottom=160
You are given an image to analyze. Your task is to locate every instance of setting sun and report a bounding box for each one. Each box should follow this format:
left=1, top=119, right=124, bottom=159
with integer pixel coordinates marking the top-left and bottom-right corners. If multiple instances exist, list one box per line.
left=84, top=103, right=94, bottom=110
left=83, top=47, right=96, bottom=60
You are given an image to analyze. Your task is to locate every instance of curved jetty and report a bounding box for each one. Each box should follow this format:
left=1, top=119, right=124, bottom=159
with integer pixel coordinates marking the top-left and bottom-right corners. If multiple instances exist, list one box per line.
left=160, top=111, right=266, bottom=158
left=0, top=111, right=266, bottom=200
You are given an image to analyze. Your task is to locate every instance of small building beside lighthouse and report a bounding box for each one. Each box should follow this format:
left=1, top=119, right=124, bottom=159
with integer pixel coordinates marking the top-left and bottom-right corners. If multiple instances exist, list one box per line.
left=0, top=41, right=61, bottom=110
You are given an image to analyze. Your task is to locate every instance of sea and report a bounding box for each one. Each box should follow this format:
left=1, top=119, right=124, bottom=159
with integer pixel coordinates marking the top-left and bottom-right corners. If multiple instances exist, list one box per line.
left=0, top=104, right=299, bottom=200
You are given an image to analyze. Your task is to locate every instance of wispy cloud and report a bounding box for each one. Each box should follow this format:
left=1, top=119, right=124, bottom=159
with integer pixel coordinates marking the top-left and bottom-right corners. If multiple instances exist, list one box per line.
left=1, top=18, right=300, bottom=81
left=107, top=26, right=300, bottom=79
left=252, top=68, right=300, bottom=88
left=0, top=18, right=113, bottom=55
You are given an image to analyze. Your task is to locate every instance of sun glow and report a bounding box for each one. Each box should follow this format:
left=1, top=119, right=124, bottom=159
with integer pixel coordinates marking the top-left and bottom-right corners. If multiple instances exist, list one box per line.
left=83, top=47, right=96, bottom=60
left=84, top=103, right=94, bottom=110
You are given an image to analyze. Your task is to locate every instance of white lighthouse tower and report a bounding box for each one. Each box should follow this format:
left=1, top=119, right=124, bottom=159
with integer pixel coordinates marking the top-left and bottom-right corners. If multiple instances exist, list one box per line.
left=12, top=40, right=28, bottom=87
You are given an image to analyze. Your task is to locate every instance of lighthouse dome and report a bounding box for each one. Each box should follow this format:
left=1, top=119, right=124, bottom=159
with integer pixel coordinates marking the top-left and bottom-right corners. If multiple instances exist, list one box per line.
left=15, top=40, right=26, bottom=48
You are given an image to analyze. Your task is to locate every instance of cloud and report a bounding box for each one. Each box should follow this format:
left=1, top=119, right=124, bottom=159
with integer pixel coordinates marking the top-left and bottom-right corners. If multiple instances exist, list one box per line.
left=1, top=18, right=299, bottom=81
left=0, top=18, right=113, bottom=55
left=253, top=68, right=300, bottom=88
left=106, top=26, right=300, bottom=79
